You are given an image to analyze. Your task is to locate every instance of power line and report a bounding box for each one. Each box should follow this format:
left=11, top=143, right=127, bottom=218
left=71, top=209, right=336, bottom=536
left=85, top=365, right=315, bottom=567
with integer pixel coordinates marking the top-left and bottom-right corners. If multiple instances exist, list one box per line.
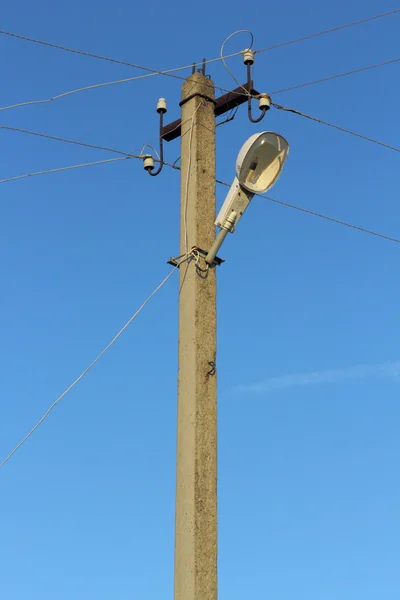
left=0, top=156, right=129, bottom=184
left=0, top=31, right=240, bottom=113
left=0, top=29, right=186, bottom=78
left=2, top=96, right=399, bottom=180
left=0, top=155, right=181, bottom=185
left=0, top=73, right=184, bottom=114
left=0, top=115, right=398, bottom=243
left=2, top=51, right=399, bottom=116
left=270, top=56, right=400, bottom=95
left=0, top=121, right=188, bottom=166
left=1, top=115, right=398, bottom=243
left=0, top=28, right=243, bottom=80
left=0, top=72, right=234, bottom=116
left=5, top=101, right=394, bottom=178
left=1, top=10, right=397, bottom=79
left=0, top=53, right=249, bottom=116
left=0, top=123, right=141, bottom=157
left=216, top=180, right=400, bottom=244
left=0, top=28, right=248, bottom=115
left=0, top=111, right=212, bottom=188
left=272, top=101, right=400, bottom=154
left=0, top=117, right=190, bottom=184
left=1, top=10, right=399, bottom=114
left=0, top=114, right=208, bottom=186
left=262, top=194, right=400, bottom=244
left=0, top=65, right=253, bottom=115
left=0, top=257, right=189, bottom=469
left=1, top=145, right=398, bottom=245
left=255, top=9, right=400, bottom=54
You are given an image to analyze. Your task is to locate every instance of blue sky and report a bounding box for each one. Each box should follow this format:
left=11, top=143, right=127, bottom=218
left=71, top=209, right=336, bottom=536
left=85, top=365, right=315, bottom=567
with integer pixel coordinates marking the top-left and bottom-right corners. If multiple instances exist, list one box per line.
left=1, top=1, right=400, bottom=598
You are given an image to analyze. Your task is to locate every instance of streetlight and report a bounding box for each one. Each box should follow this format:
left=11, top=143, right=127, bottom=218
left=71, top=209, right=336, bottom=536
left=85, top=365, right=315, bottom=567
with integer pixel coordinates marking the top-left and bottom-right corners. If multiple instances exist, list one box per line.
left=206, top=131, right=289, bottom=264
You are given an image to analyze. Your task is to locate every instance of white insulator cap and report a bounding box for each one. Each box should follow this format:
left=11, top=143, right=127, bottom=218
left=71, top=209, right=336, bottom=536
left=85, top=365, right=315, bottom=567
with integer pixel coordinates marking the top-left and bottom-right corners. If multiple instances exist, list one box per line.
left=242, top=49, right=255, bottom=65
left=143, top=154, right=154, bottom=171
left=156, top=97, right=167, bottom=114
left=258, top=94, right=271, bottom=111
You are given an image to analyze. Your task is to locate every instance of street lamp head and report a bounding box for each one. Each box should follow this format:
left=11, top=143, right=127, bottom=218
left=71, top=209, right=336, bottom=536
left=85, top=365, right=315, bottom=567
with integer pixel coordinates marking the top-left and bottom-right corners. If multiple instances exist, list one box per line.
left=206, top=131, right=289, bottom=265
left=236, top=132, right=289, bottom=194
left=215, top=131, right=289, bottom=230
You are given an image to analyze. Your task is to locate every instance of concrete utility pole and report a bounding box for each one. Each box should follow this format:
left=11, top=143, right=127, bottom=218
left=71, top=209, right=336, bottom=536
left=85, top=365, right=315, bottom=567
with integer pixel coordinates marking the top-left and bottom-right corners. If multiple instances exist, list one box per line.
left=174, top=72, right=217, bottom=600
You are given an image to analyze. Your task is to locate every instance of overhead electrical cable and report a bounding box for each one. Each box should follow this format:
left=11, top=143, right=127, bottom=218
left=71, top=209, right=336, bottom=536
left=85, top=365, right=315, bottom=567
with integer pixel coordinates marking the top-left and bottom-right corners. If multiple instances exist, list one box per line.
left=216, top=179, right=400, bottom=244
left=0, top=138, right=398, bottom=245
left=1, top=10, right=399, bottom=112
left=0, top=256, right=191, bottom=469
left=272, top=101, right=400, bottom=154
left=1, top=10, right=397, bottom=76
left=254, top=9, right=400, bottom=54
left=270, top=56, right=400, bottom=95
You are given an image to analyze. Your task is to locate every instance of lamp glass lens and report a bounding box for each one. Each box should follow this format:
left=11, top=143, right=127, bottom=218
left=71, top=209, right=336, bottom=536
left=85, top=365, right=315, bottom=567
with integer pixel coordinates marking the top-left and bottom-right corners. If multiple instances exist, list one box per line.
left=239, top=133, right=288, bottom=193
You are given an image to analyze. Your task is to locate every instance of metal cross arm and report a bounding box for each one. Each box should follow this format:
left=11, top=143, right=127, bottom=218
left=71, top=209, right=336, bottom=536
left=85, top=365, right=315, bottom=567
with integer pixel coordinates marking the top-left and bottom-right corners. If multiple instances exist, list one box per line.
left=161, top=81, right=259, bottom=142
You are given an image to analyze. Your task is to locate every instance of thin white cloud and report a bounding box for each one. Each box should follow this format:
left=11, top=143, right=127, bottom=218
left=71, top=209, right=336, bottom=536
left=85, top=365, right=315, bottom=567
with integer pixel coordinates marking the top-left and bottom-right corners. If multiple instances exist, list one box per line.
left=235, top=361, right=400, bottom=394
